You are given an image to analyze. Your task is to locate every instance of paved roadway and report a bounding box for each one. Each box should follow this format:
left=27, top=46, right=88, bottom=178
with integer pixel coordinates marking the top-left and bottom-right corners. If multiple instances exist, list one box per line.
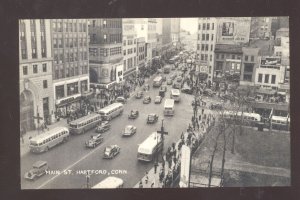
left=21, top=67, right=196, bottom=189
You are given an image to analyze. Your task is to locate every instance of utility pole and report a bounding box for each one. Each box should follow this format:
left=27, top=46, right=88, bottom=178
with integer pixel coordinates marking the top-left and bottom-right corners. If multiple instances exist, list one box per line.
left=157, top=119, right=168, bottom=168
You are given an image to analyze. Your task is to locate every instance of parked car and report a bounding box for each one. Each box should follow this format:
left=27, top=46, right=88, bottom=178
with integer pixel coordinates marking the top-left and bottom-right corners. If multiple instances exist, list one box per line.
left=122, top=125, right=137, bottom=136
left=115, top=96, right=126, bottom=104
left=128, top=109, right=139, bottom=119
left=181, top=86, right=193, bottom=94
left=143, top=96, right=152, bottom=104
left=85, top=134, right=104, bottom=148
left=154, top=96, right=162, bottom=104
left=103, top=145, right=120, bottom=159
left=24, top=161, right=49, bottom=181
left=167, top=78, right=173, bottom=85
left=147, top=113, right=159, bottom=124
left=96, top=121, right=111, bottom=133
left=135, top=91, right=144, bottom=99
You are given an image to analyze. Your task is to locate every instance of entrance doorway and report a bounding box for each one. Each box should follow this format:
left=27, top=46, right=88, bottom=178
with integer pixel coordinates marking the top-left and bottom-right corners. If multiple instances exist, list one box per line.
left=20, top=90, right=34, bottom=131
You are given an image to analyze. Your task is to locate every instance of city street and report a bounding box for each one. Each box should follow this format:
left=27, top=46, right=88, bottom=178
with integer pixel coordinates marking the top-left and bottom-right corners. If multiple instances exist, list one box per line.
left=21, top=70, right=196, bottom=189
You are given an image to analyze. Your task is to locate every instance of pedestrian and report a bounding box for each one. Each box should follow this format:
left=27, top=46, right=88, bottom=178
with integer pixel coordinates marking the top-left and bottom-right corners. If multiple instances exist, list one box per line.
left=202, top=108, right=204, bottom=115
left=151, top=181, right=155, bottom=188
left=154, top=161, right=158, bottom=174
left=145, top=172, right=149, bottom=184
left=139, top=181, right=143, bottom=188
left=199, top=114, right=202, bottom=121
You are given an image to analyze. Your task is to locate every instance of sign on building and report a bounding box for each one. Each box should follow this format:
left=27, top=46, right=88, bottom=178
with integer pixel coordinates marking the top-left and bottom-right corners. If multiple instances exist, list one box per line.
left=179, top=145, right=191, bottom=188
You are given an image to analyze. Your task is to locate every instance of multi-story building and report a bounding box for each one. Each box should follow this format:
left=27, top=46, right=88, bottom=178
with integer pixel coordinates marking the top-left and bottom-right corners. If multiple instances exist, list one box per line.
left=162, top=18, right=172, bottom=46
left=171, top=18, right=181, bottom=46
left=255, top=56, right=285, bottom=90
left=19, top=19, right=54, bottom=131
left=88, top=18, right=123, bottom=88
left=240, top=47, right=260, bottom=85
left=137, top=37, right=146, bottom=71
left=197, top=18, right=218, bottom=82
left=214, top=44, right=243, bottom=82
left=51, top=19, right=90, bottom=118
left=197, top=17, right=251, bottom=82
left=122, top=19, right=138, bottom=80
left=250, top=17, right=272, bottom=39
left=274, top=36, right=290, bottom=66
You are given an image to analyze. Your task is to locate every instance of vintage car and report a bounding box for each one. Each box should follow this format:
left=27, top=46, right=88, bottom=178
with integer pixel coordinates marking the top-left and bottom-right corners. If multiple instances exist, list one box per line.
left=115, top=96, right=126, bottom=104
left=143, top=84, right=150, bottom=91
left=143, top=96, right=152, bottom=104
left=85, top=133, right=104, bottom=148
left=103, top=145, right=120, bottom=159
left=181, top=85, right=193, bottom=94
left=154, top=96, right=162, bottom=104
left=160, top=85, right=167, bottom=92
left=172, top=82, right=182, bottom=89
left=122, top=125, right=137, bottom=136
left=95, top=121, right=111, bottom=133
left=24, top=161, right=49, bottom=181
left=166, top=78, right=173, bottom=85
left=147, top=113, right=159, bottom=124
left=128, top=109, right=139, bottom=119
left=135, top=91, right=144, bottom=99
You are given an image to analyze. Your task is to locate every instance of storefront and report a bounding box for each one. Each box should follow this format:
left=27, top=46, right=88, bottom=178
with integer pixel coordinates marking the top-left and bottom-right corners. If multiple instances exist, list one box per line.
left=55, top=94, right=82, bottom=118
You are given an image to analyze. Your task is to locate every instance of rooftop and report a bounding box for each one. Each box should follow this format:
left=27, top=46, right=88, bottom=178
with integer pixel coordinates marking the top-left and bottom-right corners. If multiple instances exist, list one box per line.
left=214, top=44, right=243, bottom=54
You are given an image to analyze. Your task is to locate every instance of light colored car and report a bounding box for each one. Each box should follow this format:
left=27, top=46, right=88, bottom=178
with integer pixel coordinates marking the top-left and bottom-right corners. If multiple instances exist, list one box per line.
left=24, top=161, right=49, bottom=181
left=154, top=96, right=162, bottom=104
left=96, top=121, right=111, bottom=133
left=85, top=134, right=104, bottom=148
left=122, top=125, right=137, bottom=136
left=147, top=113, right=159, bottom=124
left=143, top=96, right=151, bottom=104
left=167, top=78, right=173, bottom=85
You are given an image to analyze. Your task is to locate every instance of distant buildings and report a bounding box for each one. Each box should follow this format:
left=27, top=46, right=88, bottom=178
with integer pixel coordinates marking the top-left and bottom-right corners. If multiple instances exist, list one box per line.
left=250, top=17, right=272, bottom=39
left=171, top=18, right=181, bottom=46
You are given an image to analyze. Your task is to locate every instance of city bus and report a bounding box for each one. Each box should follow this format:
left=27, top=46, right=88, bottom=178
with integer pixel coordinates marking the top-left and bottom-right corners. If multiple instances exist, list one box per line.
left=69, top=113, right=102, bottom=135
left=153, top=76, right=163, bottom=87
left=170, top=89, right=181, bottom=102
left=97, top=103, right=124, bottom=121
left=163, top=65, right=171, bottom=74
left=29, top=127, right=69, bottom=153
left=271, top=115, right=290, bottom=131
left=92, top=176, right=124, bottom=189
left=137, top=132, right=163, bottom=162
left=164, top=99, right=175, bottom=116
left=223, top=111, right=261, bottom=126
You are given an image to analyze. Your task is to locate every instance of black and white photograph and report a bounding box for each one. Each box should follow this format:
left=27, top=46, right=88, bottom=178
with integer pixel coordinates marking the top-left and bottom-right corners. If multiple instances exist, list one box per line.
left=19, top=17, right=290, bottom=189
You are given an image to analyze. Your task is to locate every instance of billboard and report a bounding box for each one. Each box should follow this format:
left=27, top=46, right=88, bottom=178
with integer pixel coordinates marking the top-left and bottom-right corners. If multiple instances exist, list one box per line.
left=218, top=17, right=251, bottom=44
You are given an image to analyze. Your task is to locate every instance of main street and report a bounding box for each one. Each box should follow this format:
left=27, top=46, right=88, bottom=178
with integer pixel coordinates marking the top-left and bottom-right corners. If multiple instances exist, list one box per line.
left=21, top=67, right=196, bottom=189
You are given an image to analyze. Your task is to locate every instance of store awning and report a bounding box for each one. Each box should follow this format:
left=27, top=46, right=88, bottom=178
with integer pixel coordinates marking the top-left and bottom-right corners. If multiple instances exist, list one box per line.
left=256, top=88, right=276, bottom=95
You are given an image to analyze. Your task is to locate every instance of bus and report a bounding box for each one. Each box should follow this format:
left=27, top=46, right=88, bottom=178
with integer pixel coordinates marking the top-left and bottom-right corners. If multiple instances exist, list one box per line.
left=163, top=65, right=171, bottom=74
left=170, top=89, right=181, bottom=102
left=164, top=99, right=175, bottom=116
left=153, top=76, right=163, bottom=87
left=69, top=113, right=102, bottom=135
left=223, top=111, right=261, bottom=126
left=137, top=132, right=163, bottom=162
left=271, top=115, right=290, bottom=131
left=29, top=127, right=69, bottom=153
left=92, top=176, right=124, bottom=189
left=97, top=103, right=124, bottom=121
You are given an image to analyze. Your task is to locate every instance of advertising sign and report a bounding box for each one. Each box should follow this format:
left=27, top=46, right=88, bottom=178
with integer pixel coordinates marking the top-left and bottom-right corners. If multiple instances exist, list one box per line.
left=260, top=56, right=281, bottom=66
left=218, top=17, right=251, bottom=44
left=179, top=145, right=191, bottom=188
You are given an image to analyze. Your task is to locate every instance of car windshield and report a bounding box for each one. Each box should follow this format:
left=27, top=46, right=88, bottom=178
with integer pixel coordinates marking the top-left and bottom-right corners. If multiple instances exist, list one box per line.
left=92, top=135, right=99, bottom=139
left=148, top=115, right=155, bottom=120
left=105, top=147, right=112, bottom=153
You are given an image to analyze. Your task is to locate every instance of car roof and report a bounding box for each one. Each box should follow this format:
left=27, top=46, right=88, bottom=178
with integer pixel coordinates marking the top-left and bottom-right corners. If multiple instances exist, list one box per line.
left=155, top=96, right=161, bottom=98
left=33, top=160, right=47, bottom=167
left=149, top=113, right=156, bottom=116
left=126, top=125, right=133, bottom=128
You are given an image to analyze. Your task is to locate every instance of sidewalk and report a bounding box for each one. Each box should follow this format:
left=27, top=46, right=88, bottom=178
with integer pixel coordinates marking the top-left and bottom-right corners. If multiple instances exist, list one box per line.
left=20, top=118, right=68, bottom=157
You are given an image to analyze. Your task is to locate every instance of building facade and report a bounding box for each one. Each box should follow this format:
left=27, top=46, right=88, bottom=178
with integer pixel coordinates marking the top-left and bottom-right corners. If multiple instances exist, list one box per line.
left=19, top=19, right=54, bottom=131
left=250, top=17, right=272, bottom=39
left=89, top=18, right=123, bottom=88
left=137, top=37, right=146, bottom=70
left=240, top=47, right=260, bottom=85
left=122, top=19, right=138, bottom=79
left=255, top=56, right=285, bottom=89
left=171, top=18, right=181, bottom=46
left=51, top=19, right=90, bottom=118
left=214, top=44, right=243, bottom=82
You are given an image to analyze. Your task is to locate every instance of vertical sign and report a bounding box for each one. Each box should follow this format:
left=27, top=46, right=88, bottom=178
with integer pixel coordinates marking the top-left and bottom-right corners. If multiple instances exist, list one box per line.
left=179, top=145, right=191, bottom=188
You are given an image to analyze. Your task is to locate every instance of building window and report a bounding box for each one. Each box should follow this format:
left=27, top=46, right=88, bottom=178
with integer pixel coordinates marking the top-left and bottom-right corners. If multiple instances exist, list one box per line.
left=232, top=55, right=235, bottom=59
left=197, top=44, right=200, bottom=50
left=43, top=80, right=48, bottom=88
left=202, top=34, right=205, bottom=40
left=23, top=66, right=28, bottom=75
left=271, top=75, right=276, bottom=84
left=80, top=80, right=88, bottom=93
left=202, top=23, right=206, bottom=30
left=33, top=65, right=38, bottom=73
left=207, top=23, right=210, bottom=30
left=221, top=54, right=224, bottom=59
left=216, top=54, right=219, bottom=59
left=245, top=55, right=248, bottom=61
left=258, top=74, right=263, bottom=83
left=67, top=82, right=79, bottom=96
left=201, top=44, right=204, bottom=51
left=251, top=56, right=254, bottom=62
left=42, top=63, right=47, bottom=72
left=198, top=24, right=201, bottom=30
left=210, top=55, right=212, bottom=61
left=92, top=20, right=96, bottom=27
left=123, top=50, right=126, bottom=55
left=55, top=85, right=64, bottom=99
left=211, top=34, right=214, bottom=41
left=205, top=44, right=208, bottom=51
left=123, top=40, right=126, bottom=46
left=206, top=34, right=209, bottom=40
left=103, top=34, right=107, bottom=42
left=211, top=45, right=213, bottom=51
left=212, top=23, right=214, bottom=30
left=265, top=74, right=269, bottom=83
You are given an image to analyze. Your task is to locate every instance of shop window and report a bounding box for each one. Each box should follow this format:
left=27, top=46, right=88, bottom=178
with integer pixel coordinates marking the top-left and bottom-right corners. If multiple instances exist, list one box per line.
left=43, top=80, right=48, bottom=88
